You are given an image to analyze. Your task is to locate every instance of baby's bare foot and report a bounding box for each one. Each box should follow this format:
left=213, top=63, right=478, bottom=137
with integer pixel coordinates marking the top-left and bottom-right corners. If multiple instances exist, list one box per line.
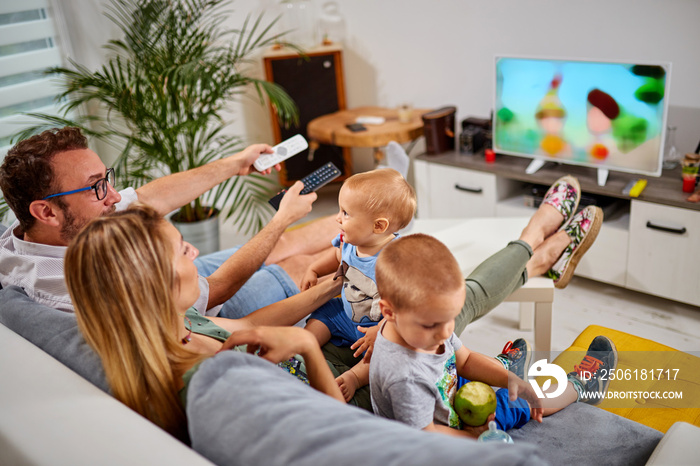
left=336, top=371, right=360, bottom=403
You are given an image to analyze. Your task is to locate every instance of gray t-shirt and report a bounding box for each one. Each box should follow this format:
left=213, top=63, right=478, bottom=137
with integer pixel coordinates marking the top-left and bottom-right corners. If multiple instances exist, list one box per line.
left=369, top=322, right=463, bottom=429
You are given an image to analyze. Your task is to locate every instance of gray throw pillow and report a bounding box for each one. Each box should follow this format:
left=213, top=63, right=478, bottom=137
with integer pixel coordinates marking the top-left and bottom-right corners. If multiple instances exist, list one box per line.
left=187, top=351, right=548, bottom=466
left=0, top=285, right=109, bottom=393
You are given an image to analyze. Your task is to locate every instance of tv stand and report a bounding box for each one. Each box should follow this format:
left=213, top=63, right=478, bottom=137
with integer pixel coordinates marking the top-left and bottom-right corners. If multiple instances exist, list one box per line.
left=525, top=160, right=610, bottom=186
left=414, top=150, right=700, bottom=307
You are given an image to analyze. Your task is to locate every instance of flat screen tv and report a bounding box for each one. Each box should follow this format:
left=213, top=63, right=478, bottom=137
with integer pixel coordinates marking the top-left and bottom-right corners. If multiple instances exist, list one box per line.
left=493, top=56, right=671, bottom=184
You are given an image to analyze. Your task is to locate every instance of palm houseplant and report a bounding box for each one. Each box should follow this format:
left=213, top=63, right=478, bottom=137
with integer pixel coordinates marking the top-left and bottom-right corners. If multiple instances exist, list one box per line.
left=14, top=0, right=299, bottom=252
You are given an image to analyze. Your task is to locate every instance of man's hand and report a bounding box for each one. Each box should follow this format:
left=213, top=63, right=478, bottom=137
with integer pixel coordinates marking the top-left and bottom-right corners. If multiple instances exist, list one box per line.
left=351, top=324, right=381, bottom=361
left=230, top=144, right=277, bottom=176
left=274, top=181, right=317, bottom=226
left=507, top=371, right=543, bottom=422
left=135, top=143, right=276, bottom=216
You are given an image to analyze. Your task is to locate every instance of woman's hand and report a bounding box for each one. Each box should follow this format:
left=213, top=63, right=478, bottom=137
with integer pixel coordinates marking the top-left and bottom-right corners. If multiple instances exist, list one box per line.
left=219, top=326, right=314, bottom=363
left=220, top=326, right=345, bottom=402
left=316, top=274, right=343, bottom=300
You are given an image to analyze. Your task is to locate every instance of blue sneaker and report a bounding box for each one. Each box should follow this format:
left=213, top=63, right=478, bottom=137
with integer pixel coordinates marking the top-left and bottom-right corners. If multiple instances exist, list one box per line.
left=567, top=335, right=618, bottom=405
left=496, top=338, right=531, bottom=380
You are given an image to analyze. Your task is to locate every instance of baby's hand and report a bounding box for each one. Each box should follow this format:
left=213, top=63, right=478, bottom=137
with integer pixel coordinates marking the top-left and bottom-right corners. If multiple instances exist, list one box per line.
left=300, top=269, right=319, bottom=291
left=351, top=324, right=380, bottom=362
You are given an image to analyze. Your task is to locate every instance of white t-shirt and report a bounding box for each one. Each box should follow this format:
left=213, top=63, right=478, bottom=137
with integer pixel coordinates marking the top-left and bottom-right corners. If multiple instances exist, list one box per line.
left=0, top=188, right=211, bottom=313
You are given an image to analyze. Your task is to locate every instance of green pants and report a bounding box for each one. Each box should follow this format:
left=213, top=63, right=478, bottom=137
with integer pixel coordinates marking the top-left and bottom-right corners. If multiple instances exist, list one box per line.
left=323, top=239, right=533, bottom=411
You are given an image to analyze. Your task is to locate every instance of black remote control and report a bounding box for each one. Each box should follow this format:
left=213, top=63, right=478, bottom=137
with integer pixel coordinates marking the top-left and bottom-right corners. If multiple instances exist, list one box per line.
left=268, top=162, right=342, bottom=210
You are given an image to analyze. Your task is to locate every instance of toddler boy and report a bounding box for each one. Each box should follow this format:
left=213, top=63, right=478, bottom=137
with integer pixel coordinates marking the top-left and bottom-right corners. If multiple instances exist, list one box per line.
left=369, top=234, right=618, bottom=437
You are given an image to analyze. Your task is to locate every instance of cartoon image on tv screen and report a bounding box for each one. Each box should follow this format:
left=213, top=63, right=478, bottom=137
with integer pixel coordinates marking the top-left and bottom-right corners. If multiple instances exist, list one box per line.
left=494, top=57, right=669, bottom=176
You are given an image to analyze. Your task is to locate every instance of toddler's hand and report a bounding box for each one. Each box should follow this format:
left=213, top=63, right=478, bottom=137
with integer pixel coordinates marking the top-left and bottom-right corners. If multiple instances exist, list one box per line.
left=461, top=413, right=496, bottom=438
left=507, top=372, right=543, bottom=423
left=351, top=324, right=380, bottom=362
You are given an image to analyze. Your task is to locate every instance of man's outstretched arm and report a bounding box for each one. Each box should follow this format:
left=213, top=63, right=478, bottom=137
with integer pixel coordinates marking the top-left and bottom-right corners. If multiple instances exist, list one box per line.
left=205, top=181, right=317, bottom=308
left=134, top=144, right=275, bottom=216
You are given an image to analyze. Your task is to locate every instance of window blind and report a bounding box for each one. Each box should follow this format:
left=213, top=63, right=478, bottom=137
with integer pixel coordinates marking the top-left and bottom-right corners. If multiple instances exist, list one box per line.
left=0, top=0, right=67, bottom=158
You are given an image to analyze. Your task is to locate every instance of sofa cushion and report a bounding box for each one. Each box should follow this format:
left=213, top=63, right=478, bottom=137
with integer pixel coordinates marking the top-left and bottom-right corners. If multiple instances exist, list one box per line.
left=508, top=402, right=661, bottom=465
left=187, top=350, right=547, bottom=466
left=0, top=285, right=109, bottom=393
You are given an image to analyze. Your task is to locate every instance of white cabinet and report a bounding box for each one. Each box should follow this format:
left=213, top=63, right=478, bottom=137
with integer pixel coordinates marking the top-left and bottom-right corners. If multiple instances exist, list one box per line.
left=414, top=158, right=700, bottom=307
left=627, top=201, right=700, bottom=305
left=415, top=160, right=522, bottom=218
left=574, top=214, right=629, bottom=288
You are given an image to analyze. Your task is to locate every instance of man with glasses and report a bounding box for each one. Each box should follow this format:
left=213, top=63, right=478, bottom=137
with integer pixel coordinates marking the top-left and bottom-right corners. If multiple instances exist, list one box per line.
left=0, top=127, right=335, bottom=314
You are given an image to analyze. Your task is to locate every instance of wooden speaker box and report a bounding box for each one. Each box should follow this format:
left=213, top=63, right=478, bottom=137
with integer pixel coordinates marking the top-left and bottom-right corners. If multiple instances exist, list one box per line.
left=263, top=45, right=352, bottom=186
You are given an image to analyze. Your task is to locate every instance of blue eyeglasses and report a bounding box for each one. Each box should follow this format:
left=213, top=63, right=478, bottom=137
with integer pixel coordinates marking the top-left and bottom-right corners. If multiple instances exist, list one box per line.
left=42, top=168, right=115, bottom=201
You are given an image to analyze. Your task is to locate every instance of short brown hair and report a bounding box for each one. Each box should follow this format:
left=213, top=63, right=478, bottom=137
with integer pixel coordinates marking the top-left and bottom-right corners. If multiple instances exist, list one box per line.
left=0, top=127, right=88, bottom=231
left=376, top=233, right=464, bottom=310
left=342, top=168, right=416, bottom=231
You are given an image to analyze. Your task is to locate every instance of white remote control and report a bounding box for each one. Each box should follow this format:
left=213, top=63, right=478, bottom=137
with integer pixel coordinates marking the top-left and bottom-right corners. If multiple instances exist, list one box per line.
left=254, top=134, right=309, bottom=172
left=355, top=116, right=385, bottom=125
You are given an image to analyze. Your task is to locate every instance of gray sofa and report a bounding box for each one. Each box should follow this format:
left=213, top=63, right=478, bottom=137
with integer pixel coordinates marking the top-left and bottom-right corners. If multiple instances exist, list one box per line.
left=1, top=224, right=688, bottom=466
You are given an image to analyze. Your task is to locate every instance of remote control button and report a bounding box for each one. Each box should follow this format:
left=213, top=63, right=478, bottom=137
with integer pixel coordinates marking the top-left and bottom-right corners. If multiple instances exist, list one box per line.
left=277, top=147, right=287, bottom=156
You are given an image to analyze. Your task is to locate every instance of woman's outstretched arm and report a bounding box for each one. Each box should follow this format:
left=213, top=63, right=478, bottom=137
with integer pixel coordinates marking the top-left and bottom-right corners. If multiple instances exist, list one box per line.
left=220, top=326, right=344, bottom=402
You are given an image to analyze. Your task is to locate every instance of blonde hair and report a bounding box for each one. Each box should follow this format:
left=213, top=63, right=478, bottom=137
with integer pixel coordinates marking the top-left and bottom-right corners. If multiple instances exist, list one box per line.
left=342, top=168, right=416, bottom=231
left=376, top=233, right=464, bottom=311
left=64, top=203, right=203, bottom=441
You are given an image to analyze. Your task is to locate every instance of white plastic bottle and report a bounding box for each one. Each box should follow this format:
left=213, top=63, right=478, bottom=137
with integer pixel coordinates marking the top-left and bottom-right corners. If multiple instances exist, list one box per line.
left=477, top=421, right=514, bottom=444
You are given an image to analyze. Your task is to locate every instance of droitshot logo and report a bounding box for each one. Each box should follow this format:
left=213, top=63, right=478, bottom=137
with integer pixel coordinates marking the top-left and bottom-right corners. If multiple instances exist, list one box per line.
left=523, top=352, right=697, bottom=408
left=527, top=359, right=568, bottom=399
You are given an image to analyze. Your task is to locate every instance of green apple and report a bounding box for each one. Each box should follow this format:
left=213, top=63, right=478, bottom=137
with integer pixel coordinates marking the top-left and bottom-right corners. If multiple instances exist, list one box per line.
left=454, top=381, right=497, bottom=426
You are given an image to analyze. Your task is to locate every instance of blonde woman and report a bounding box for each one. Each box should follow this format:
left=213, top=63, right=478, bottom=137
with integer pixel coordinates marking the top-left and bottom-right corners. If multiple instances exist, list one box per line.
left=64, top=203, right=344, bottom=441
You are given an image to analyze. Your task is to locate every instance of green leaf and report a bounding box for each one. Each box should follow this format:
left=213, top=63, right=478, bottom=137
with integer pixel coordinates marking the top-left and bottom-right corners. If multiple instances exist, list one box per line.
left=6, top=0, right=299, bottom=232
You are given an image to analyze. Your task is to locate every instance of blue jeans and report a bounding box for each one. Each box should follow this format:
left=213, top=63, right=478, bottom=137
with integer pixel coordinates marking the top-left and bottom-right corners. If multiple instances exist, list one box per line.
left=195, top=247, right=300, bottom=319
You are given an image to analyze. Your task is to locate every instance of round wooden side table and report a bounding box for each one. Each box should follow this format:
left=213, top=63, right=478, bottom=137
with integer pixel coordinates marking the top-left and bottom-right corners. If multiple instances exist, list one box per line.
left=307, top=106, right=429, bottom=164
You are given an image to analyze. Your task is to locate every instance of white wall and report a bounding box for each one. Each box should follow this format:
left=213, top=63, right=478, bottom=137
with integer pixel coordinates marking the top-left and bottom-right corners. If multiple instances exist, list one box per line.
left=68, top=0, right=700, bottom=161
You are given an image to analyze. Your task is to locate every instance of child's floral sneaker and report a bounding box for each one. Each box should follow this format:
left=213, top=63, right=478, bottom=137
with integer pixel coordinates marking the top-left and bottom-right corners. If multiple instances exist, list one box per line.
left=567, top=335, right=618, bottom=405
left=547, top=205, right=603, bottom=288
left=542, top=175, right=581, bottom=229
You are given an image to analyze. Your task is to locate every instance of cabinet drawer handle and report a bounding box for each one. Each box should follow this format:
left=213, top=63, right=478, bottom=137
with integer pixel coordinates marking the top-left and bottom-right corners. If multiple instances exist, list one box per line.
left=454, top=184, right=483, bottom=194
left=645, top=221, right=687, bottom=235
